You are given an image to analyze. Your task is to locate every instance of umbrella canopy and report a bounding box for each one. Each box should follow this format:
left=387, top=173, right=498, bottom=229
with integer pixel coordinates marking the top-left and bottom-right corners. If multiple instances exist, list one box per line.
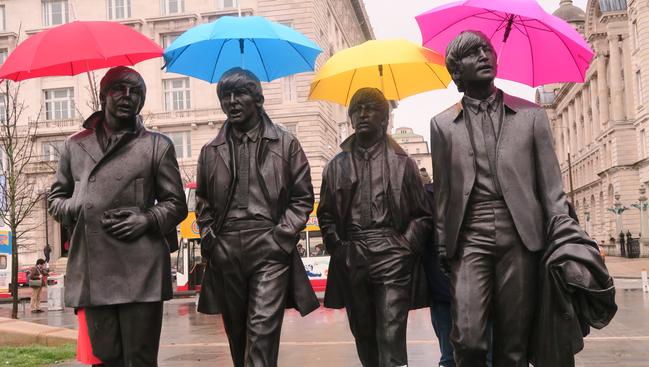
left=309, top=39, right=451, bottom=106
left=416, top=0, right=594, bottom=87
left=163, top=16, right=322, bottom=83
left=0, top=20, right=163, bottom=81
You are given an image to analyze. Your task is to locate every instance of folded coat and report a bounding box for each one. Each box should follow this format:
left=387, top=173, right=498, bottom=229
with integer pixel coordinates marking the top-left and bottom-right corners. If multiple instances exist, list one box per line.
left=529, top=214, right=617, bottom=367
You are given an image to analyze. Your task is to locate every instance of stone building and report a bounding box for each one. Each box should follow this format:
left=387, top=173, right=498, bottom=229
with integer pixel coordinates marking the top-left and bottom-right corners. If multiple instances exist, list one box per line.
left=537, top=0, right=649, bottom=256
left=0, top=0, right=374, bottom=266
left=391, top=127, right=432, bottom=175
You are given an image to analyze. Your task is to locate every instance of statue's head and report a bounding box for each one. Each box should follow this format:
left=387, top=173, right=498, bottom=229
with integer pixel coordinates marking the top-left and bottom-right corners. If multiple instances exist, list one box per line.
left=445, top=31, right=497, bottom=93
left=217, top=67, right=265, bottom=128
left=99, top=66, right=146, bottom=118
left=348, top=88, right=390, bottom=142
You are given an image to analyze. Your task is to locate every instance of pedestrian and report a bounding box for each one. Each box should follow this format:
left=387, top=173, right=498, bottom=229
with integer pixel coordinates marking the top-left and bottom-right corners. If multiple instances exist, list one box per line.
left=430, top=31, right=570, bottom=366
left=43, top=243, right=52, bottom=264
left=48, top=66, right=188, bottom=366
left=318, top=88, right=432, bottom=367
left=196, top=67, right=318, bottom=367
left=29, top=258, right=49, bottom=313
left=297, top=244, right=306, bottom=257
left=420, top=167, right=432, bottom=184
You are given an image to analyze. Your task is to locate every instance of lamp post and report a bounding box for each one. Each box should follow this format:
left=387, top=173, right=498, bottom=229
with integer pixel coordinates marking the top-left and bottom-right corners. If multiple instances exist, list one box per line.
left=631, top=185, right=649, bottom=239
left=607, top=192, right=628, bottom=235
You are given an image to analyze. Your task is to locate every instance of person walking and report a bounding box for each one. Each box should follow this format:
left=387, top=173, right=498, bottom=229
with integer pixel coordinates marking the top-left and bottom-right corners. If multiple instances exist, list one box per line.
left=43, top=243, right=52, bottom=264
left=29, top=259, right=49, bottom=313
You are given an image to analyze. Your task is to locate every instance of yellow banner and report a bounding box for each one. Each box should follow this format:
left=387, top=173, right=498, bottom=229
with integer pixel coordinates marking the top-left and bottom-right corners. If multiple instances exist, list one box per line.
left=179, top=212, right=200, bottom=239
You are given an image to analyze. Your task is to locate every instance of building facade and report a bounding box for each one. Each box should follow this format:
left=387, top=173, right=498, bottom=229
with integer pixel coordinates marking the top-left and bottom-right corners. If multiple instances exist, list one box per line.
left=538, top=0, right=649, bottom=256
left=0, top=0, right=374, bottom=266
left=391, top=127, right=432, bottom=175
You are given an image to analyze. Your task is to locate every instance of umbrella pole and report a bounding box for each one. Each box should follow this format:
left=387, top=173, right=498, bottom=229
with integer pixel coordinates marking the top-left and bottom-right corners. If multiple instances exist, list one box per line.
left=497, top=14, right=515, bottom=67
left=378, top=64, right=384, bottom=93
left=239, top=38, right=245, bottom=69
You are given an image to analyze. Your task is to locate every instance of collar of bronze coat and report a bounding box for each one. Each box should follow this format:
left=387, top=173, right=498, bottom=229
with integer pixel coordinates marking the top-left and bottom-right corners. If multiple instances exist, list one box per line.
left=211, top=111, right=279, bottom=146
left=82, top=110, right=144, bottom=134
left=452, top=89, right=520, bottom=123
left=340, top=133, right=408, bottom=157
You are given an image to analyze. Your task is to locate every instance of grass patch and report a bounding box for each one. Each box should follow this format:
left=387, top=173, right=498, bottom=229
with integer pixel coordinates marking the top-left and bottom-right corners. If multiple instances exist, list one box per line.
left=0, top=344, right=76, bottom=367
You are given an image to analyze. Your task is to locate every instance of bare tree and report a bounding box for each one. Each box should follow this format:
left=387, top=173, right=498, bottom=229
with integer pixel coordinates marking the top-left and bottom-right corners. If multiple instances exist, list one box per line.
left=0, top=79, right=46, bottom=319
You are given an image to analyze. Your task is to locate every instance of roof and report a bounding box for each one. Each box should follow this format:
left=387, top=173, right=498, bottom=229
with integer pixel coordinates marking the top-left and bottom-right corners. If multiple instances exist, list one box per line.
left=553, top=0, right=586, bottom=23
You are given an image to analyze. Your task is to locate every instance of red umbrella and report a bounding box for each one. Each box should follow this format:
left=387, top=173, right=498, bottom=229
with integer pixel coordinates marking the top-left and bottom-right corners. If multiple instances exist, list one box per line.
left=0, top=20, right=162, bottom=81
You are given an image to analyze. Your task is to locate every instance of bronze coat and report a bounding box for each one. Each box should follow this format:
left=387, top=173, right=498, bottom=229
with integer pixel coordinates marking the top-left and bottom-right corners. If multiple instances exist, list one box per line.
left=196, top=114, right=319, bottom=316
left=48, top=112, right=188, bottom=307
left=318, top=135, right=433, bottom=309
left=430, top=92, right=569, bottom=258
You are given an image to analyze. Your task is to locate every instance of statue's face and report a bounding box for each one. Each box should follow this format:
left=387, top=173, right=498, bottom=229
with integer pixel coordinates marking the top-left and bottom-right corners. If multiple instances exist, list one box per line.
left=456, top=38, right=497, bottom=86
left=350, top=99, right=387, bottom=138
left=104, top=74, right=144, bottom=121
left=219, top=84, right=261, bottom=127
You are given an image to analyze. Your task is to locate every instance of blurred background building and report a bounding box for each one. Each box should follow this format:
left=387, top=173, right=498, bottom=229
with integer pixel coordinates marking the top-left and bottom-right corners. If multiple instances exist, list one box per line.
left=537, top=0, right=649, bottom=256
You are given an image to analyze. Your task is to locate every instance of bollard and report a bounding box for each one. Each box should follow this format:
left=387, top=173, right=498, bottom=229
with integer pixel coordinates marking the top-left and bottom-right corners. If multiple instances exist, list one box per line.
left=47, top=275, right=65, bottom=311
left=642, top=270, right=649, bottom=293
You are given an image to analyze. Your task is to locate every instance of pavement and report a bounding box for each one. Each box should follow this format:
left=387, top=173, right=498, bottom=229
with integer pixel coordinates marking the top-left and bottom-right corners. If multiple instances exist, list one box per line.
left=0, top=256, right=647, bottom=366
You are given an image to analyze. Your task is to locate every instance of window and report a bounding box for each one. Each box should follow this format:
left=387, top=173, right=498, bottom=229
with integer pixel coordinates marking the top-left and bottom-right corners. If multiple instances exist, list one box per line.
left=166, top=131, right=191, bottom=159
left=641, top=129, right=647, bottom=158
left=637, top=70, right=644, bottom=105
left=162, top=0, right=184, bottom=15
left=44, top=88, right=75, bottom=120
left=633, top=21, right=639, bottom=50
left=163, top=78, right=191, bottom=111
left=0, top=5, right=5, bottom=31
left=42, top=0, right=69, bottom=27
left=161, top=33, right=180, bottom=49
left=0, top=93, right=5, bottom=123
left=42, top=140, right=65, bottom=161
left=282, top=75, right=297, bottom=102
left=107, top=0, right=131, bottom=20
left=0, top=49, right=7, bottom=65
left=218, top=0, right=238, bottom=9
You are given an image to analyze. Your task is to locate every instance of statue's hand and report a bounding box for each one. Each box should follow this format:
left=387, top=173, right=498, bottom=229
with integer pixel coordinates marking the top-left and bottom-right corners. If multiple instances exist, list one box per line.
left=102, top=208, right=150, bottom=242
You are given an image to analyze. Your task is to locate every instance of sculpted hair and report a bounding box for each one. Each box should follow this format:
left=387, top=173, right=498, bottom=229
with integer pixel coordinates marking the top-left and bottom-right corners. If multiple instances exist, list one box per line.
left=348, top=87, right=390, bottom=125
left=445, top=31, right=495, bottom=93
left=99, top=66, right=147, bottom=112
left=217, top=67, right=264, bottom=108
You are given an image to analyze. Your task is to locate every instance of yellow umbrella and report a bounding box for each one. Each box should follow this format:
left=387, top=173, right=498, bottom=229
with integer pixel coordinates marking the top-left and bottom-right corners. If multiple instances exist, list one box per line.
left=309, top=39, right=451, bottom=106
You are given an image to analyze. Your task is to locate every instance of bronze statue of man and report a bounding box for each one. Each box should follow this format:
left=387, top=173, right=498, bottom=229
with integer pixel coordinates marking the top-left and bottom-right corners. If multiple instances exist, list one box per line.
left=430, top=31, right=570, bottom=366
left=196, top=67, right=318, bottom=367
left=48, top=66, right=188, bottom=366
left=318, top=88, right=432, bottom=367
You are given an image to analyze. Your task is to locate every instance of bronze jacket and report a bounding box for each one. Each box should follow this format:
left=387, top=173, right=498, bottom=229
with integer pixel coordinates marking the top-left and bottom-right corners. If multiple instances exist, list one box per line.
left=318, top=134, right=433, bottom=309
left=430, top=91, right=570, bottom=258
left=48, top=112, right=188, bottom=307
left=196, top=114, right=319, bottom=316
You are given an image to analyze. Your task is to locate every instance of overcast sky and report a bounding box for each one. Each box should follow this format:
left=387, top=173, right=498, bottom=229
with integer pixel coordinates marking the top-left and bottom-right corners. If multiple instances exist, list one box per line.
left=362, top=0, right=588, bottom=141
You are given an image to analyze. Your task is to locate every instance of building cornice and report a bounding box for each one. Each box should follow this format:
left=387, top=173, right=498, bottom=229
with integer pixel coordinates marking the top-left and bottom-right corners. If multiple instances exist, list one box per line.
left=201, top=8, right=254, bottom=21
left=600, top=11, right=628, bottom=24
left=146, top=13, right=200, bottom=25
left=350, top=0, right=375, bottom=40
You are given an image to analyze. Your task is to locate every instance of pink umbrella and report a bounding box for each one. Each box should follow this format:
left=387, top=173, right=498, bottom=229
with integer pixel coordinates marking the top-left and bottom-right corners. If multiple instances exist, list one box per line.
left=415, top=0, right=594, bottom=87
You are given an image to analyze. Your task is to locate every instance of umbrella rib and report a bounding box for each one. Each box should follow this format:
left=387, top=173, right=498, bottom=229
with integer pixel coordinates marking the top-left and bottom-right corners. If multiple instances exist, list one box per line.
left=521, top=17, right=536, bottom=86
left=489, top=16, right=509, bottom=41
left=250, top=38, right=271, bottom=81
left=345, top=69, right=358, bottom=105
left=284, top=39, right=317, bottom=70
left=125, top=54, right=134, bottom=66
left=166, top=45, right=192, bottom=70
left=425, top=63, right=446, bottom=88
left=387, top=64, right=401, bottom=101
left=209, top=40, right=229, bottom=83
left=422, top=10, right=496, bottom=46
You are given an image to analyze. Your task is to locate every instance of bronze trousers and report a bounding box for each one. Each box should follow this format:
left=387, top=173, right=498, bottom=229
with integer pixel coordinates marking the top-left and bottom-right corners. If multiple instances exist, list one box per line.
left=341, top=228, right=413, bottom=367
left=450, top=201, right=538, bottom=367
left=85, top=301, right=164, bottom=367
left=212, top=223, right=291, bottom=367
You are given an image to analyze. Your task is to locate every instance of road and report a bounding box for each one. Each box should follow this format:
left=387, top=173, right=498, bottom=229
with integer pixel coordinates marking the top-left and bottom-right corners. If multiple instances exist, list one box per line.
left=2, top=288, right=648, bottom=366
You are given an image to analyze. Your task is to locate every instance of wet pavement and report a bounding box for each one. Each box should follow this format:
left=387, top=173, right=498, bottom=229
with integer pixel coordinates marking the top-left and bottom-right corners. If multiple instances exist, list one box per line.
left=1, top=288, right=649, bottom=366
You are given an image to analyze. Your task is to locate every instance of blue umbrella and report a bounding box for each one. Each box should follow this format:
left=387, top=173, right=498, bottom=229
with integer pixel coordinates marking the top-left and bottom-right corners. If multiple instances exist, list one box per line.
left=163, top=16, right=322, bottom=83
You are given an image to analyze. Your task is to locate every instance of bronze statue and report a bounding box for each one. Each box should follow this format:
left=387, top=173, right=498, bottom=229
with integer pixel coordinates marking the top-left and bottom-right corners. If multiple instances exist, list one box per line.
left=318, top=88, right=432, bottom=367
left=430, top=31, right=570, bottom=366
left=196, top=68, right=319, bottom=367
left=48, top=66, right=188, bottom=366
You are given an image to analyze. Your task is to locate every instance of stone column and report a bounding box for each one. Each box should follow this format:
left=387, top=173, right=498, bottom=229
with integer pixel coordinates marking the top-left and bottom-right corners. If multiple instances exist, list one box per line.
left=568, top=103, right=577, bottom=154
left=562, top=112, right=570, bottom=161
left=590, top=79, right=600, bottom=138
left=608, top=35, right=626, bottom=121
left=596, top=51, right=610, bottom=126
left=574, top=96, right=583, bottom=151
left=582, top=84, right=591, bottom=146
left=622, top=35, right=635, bottom=119
left=557, top=113, right=565, bottom=161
